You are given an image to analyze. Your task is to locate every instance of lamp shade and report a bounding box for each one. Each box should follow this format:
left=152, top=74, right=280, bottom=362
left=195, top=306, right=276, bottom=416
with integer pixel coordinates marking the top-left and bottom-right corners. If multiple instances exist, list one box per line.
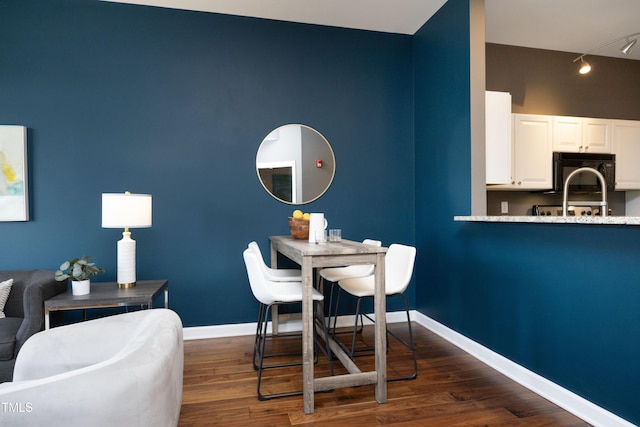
left=102, top=193, right=152, bottom=228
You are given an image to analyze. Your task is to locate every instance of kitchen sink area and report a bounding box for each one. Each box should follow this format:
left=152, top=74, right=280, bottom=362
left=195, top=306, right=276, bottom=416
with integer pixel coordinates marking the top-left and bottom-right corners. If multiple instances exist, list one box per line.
left=485, top=190, right=626, bottom=216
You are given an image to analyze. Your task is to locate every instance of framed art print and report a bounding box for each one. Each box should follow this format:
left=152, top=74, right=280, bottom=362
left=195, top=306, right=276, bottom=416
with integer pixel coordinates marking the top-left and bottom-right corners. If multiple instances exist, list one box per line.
left=0, top=126, right=28, bottom=221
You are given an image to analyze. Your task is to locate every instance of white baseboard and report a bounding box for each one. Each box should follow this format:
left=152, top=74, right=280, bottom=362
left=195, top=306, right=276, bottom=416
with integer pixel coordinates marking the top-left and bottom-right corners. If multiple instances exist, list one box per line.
left=182, top=310, right=409, bottom=340
left=412, top=311, right=635, bottom=427
left=183, top=310, right=634, bottom=427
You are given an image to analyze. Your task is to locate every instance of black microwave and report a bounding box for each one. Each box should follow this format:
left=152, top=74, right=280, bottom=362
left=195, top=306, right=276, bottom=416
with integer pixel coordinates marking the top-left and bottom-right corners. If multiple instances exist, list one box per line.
left=552, top=152, right=615, bottom=192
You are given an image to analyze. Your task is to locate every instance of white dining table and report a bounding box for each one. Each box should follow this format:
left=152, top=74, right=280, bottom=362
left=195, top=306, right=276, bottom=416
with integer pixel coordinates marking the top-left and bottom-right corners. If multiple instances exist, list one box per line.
left=269, top=235, right=388, bottom=414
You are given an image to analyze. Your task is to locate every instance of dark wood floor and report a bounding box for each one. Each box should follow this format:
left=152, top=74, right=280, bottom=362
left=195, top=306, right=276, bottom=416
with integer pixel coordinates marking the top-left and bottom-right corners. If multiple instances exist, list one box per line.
left=178, top=322, right=591, bottom=426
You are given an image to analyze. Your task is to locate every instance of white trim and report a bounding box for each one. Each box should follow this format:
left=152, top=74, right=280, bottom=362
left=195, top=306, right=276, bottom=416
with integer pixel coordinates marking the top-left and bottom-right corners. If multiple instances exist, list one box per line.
left=412, top=312, right=635, bottom=427
left=182, top=311, right=410, bottom=340
left=183, top=310, right=634, bottom=427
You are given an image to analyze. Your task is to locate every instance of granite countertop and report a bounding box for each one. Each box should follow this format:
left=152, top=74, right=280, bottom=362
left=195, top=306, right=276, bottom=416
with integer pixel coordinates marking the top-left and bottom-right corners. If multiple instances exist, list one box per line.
left=454, top=215, right=640, bottom=226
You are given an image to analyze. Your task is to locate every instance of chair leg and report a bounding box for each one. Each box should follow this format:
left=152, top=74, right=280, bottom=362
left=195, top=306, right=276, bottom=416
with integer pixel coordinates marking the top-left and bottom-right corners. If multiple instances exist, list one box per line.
left=386, top=293, right=418, bottom=382
left=350, top=297, right=363, bottom=358
left=255, top=301, right=334, bottom=400
left=330, top=285, right=363, bottom=338
left=256, top=303, right=306, bottom=400
left=253, top=303, right=266, bottom=371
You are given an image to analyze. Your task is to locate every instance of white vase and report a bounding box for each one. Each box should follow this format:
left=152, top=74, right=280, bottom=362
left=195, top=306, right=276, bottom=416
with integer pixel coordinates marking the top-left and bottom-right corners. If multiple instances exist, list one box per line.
left=72, top=280, right=90, bottom=296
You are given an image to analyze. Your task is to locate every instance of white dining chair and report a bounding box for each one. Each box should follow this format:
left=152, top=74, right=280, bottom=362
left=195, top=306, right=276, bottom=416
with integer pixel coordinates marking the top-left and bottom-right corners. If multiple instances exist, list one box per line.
left=243, top=248, right=333, bottom=400
left=319, top=239, right=382, bottom=334
left=336, top=243, right=417, bottom=381
left=248, top=241, right=301, bottom=282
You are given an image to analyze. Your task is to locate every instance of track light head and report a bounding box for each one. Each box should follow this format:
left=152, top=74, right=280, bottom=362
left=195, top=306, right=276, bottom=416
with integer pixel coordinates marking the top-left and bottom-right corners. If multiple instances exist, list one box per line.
left=621, top=38, right=637, bottom=55
left=578, top=57, right=591, bottom=74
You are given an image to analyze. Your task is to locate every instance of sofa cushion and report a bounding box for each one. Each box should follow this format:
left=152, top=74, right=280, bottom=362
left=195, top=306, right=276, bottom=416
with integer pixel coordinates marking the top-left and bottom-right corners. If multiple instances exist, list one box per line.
left=0, top=279, right=12, bottom=318
left=0, top=318, right=22, bottom=361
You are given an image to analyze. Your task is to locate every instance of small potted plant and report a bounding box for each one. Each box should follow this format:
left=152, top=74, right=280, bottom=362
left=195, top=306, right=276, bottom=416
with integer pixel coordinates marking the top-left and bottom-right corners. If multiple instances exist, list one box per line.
left=55, top=256, right=105, bottom=296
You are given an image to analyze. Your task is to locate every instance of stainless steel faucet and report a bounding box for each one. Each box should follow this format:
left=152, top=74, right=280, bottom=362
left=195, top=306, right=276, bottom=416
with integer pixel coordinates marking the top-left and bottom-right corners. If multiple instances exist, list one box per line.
left=562, top=167, right=608, bottom=217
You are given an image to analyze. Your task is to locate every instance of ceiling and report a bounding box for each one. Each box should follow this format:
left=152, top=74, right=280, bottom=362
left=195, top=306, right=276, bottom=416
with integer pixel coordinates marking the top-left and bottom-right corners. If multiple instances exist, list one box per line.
left=102, top=0, right=640, bottom=60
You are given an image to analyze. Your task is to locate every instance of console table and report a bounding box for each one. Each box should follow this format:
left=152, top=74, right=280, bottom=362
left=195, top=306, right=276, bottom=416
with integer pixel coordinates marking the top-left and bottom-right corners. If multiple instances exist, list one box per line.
left=270, top=236, right=387, bottom=414
left=44, top=280, right=169, bottom=329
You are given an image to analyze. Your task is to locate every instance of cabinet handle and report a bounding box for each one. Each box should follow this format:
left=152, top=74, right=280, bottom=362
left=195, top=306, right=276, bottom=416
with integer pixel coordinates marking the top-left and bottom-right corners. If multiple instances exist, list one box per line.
left=517, top=181, right=522, bottom=185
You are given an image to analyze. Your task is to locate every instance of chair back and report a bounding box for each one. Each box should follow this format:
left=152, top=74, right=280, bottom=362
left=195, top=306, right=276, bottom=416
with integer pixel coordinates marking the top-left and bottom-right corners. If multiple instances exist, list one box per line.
left=349, top=239, right=382, bottom=276
left=248, top=241, right=269, bottom=270
left=385, top=244, right=416, bottom=295
left=243, top=249, right=276, bottom=305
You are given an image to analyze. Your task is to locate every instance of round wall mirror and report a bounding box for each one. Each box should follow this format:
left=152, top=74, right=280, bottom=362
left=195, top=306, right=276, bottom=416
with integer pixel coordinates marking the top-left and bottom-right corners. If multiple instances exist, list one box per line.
left=256, top=124, right=336, bottom=204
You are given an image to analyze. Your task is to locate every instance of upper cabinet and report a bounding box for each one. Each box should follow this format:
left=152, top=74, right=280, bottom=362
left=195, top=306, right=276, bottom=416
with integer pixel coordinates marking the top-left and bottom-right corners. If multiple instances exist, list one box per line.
left=512, top=114, right=553, bottom=190
left=583, top=118, right=612, bottom=153
left=485, top=91, right=512, bottom=185
left=612, top=120, right=640, bottom=190
left=552, top=116, right=611, bottom=153
left=486, top=104, right=640, bottom=191
left=487, top=113, right=553, bottom=190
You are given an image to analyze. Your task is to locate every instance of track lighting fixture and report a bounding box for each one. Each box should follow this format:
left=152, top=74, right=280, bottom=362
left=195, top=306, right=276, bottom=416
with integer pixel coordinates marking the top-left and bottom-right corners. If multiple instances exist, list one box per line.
left=621, top=38, right=637, bottom=55
left=578, top=57, right=591, bottom=74
left=572, top=31, right=640, bottom=74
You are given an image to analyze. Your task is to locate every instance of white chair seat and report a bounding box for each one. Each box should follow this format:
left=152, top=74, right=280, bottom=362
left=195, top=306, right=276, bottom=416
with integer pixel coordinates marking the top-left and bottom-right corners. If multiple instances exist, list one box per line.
left=267, top=281, right=324, bottom=303
left=320, top=265, right=373, bottom=282
left=336, top=275, right=376, bottom=298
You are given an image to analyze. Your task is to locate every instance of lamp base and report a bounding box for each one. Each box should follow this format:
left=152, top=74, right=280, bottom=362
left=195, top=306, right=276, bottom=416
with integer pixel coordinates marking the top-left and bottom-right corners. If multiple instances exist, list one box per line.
left=117, top=231, right=137, bottom=287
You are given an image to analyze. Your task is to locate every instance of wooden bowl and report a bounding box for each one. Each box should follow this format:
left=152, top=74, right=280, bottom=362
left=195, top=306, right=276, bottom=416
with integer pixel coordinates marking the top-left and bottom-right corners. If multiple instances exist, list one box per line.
left=288, top=217, right=309, bottom=240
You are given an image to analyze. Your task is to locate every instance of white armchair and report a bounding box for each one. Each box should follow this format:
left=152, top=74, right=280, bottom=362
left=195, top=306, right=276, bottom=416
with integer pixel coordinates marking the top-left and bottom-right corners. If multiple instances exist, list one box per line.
left=0, top=309, right=183, bottom=427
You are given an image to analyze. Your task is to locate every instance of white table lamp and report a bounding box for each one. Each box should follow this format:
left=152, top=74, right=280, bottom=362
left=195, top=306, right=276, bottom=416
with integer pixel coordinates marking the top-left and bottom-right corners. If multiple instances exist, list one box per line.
left=102, top=192, right=152, bottom=288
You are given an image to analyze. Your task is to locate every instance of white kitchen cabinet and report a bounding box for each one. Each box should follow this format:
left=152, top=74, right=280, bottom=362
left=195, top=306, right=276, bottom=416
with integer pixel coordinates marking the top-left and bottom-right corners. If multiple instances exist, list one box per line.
left=485, top=91, right=512, bottom=184
left=512, top=114, right=553, bottom=190
left=612, top=120, right=640, bottom=190
left=552, top=116, right=611, bottom=153
left=488, top=114, right=553, bottom=190
left=552, top=116, right=583, bottom=152
left=583, top=118, right=611, bottom=153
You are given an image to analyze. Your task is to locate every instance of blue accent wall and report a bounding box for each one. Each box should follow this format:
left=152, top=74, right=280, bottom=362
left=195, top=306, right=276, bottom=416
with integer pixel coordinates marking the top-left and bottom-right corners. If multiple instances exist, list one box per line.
left=414, top=1, right=640, bottom=424
left=0, top=0, right=414, bottom=324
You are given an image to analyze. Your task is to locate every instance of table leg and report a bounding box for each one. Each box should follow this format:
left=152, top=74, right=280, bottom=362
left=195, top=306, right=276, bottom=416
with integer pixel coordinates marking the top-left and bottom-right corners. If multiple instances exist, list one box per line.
left=45, top=309, right=50, bottom=330
left=302, top=256, right=315, bottom=414
left=164, top=288, right=169, bottom=308
left=374, top=252, right=387, bottom=403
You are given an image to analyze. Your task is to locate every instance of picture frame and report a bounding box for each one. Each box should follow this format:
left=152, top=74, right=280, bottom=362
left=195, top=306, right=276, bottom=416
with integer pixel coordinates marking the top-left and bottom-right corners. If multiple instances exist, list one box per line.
left=0, top=126, right=28, bottom=221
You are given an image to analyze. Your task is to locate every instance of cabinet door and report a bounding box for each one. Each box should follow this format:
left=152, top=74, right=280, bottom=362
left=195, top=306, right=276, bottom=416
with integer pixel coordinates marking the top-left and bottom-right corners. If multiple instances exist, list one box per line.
left=485, top=91, right=512, bottom=184
left=583, top=118, right=611, bottom=153
left=613, top=120, right=640, bottom=190
left=553, top=116, right=582, bottom=152
left=513, top=114, right=552, bottom=189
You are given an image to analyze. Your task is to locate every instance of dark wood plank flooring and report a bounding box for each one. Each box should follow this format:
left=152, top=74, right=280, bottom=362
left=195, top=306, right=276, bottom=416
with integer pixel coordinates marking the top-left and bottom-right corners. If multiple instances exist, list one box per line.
left=179, top=322, right=591, bottom=426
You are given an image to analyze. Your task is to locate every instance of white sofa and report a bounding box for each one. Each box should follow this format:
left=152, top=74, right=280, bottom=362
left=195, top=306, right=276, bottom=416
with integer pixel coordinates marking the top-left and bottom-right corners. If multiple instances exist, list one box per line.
left=0, top=309, right=183, bottom=427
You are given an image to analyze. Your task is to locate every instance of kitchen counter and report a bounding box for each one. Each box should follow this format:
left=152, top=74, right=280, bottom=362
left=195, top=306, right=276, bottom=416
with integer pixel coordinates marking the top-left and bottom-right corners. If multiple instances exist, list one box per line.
left=454, top=215, right=640, bottom=226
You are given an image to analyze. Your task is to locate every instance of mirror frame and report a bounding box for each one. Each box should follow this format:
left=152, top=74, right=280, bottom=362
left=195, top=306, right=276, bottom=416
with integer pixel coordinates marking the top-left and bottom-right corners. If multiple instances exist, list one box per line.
left=256, top=124, right=336, bottom=205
